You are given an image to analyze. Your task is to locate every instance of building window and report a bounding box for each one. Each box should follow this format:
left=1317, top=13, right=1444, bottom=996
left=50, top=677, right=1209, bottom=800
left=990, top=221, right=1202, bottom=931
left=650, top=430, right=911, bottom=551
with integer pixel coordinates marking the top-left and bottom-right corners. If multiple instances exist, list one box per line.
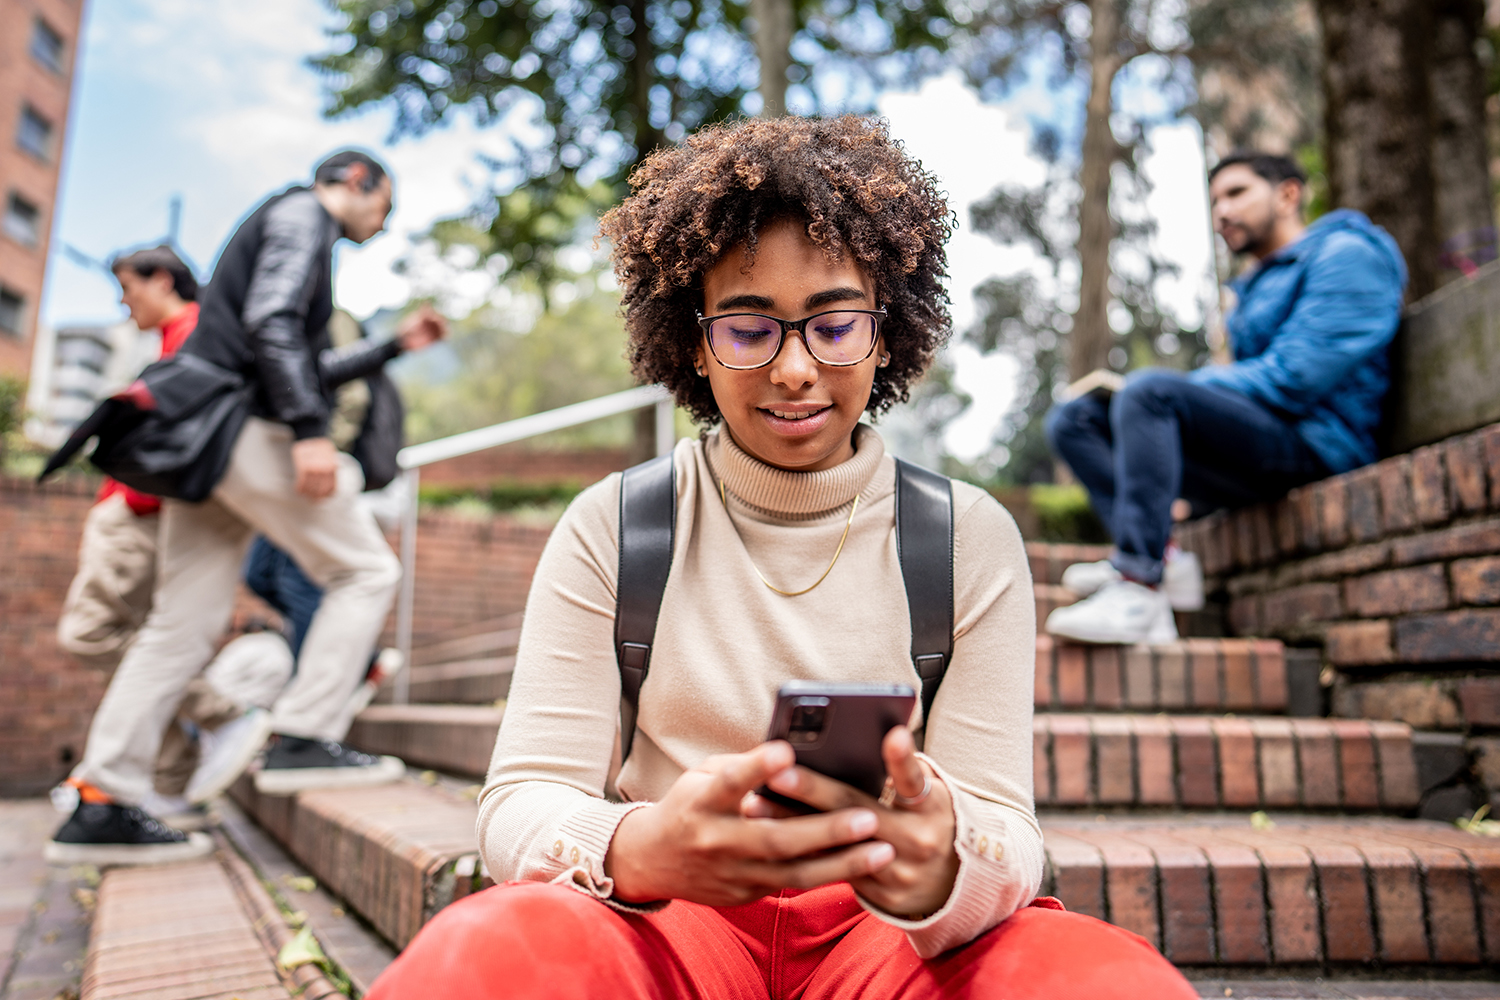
left=17, top=106, right=53, bottom=160
left=3, top=193, right=41, bottom=247
left=0, top=288, right=23, bottom=336
left=30, top=19, right=65, bottom=73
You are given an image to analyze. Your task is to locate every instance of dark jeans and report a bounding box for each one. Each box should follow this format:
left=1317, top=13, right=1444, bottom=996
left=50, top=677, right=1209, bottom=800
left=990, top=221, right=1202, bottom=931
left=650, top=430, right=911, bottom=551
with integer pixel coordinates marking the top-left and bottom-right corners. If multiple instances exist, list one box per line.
left=1045, top=369, right=1329, bottom=584
left=243, top=536, right=324, bottom=660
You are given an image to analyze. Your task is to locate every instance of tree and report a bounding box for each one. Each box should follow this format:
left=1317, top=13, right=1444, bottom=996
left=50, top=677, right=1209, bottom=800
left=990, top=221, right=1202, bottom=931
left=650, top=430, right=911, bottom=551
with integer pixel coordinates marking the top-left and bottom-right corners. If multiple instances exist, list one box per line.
left=1315, top=0, right=1494, bottom=297
left=314, top=0, right=965, bottom=286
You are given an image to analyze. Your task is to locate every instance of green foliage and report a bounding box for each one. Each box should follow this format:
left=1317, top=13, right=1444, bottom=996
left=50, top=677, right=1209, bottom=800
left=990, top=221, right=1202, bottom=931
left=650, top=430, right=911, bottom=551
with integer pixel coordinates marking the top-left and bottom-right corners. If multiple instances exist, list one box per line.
left=420, top=479, right=584, bottom=512
left=397, top=279, right=638, bottom=445
left=1296, top=143, right=1330, bottom=222
left=0, top=375, right=24, bottom=444
left=313, top=0, right=965, bottom=288
left=1029, top=482, right=1107, bottom=544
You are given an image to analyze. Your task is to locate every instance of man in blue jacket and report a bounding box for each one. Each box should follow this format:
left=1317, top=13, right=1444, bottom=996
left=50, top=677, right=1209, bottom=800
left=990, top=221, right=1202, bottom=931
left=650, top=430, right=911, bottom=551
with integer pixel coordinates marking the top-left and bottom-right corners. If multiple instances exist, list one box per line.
left=1045, top=151, right=1408, bottom=644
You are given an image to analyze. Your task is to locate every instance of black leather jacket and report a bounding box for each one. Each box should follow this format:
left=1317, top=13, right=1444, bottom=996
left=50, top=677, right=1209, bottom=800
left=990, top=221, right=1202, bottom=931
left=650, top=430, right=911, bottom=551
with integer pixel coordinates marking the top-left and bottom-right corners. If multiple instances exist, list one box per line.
left=183, top=187, right=400, bottom=439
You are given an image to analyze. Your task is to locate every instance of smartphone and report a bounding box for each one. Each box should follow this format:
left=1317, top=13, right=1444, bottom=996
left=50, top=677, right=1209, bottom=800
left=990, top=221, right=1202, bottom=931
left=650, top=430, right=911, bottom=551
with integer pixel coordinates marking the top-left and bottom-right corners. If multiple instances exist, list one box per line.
left=759, top=681, right=917, bottom=812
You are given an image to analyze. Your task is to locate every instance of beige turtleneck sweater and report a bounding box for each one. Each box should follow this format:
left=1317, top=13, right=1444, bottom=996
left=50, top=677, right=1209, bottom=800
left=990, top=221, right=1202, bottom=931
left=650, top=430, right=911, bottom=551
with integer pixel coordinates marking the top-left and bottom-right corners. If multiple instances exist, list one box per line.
left=477, top=425, right=1042, bottom=957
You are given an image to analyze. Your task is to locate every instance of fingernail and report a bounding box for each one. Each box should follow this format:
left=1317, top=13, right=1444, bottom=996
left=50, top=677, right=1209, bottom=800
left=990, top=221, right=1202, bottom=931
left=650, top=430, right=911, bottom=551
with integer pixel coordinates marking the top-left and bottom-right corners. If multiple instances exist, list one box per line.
left=767, top=769, right=797, bottom=792
left=848, top=810, right=877, bottom=838
left=867, top=842, right=895, bottom=868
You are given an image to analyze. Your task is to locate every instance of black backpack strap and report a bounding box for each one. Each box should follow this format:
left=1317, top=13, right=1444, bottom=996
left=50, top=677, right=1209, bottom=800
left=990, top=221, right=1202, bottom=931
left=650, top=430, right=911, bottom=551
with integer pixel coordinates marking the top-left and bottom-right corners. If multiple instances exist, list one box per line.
left=894, top=459, right=954, bottom=723
left=614, top=453, right=676, bottom=762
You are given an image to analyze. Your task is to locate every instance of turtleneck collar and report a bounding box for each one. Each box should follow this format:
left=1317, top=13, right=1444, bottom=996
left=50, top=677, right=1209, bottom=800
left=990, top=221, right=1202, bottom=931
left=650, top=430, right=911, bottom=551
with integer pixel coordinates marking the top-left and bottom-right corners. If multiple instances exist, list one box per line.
left=705, top=423, right=885, bottom=517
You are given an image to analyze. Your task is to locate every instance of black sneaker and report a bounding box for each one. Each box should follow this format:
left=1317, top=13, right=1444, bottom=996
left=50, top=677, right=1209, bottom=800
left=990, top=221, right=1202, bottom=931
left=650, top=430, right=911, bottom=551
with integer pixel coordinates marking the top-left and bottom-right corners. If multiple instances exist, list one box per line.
left=45, top=801, right=214, bottom=866
left=252, top=735, right=405, bottom=795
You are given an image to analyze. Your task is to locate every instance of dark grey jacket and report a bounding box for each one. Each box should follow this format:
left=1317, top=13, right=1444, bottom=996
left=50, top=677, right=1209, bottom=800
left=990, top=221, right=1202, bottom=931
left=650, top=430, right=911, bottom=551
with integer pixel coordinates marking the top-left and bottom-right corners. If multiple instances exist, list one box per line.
left=184, top=187, right=399, bottom=439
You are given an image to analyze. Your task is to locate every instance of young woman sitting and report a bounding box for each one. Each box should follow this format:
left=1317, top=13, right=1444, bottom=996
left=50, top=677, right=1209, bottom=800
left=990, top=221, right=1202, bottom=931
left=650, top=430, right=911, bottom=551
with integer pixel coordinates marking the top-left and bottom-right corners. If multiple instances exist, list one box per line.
left=369, top=115, right=1196, bottom=999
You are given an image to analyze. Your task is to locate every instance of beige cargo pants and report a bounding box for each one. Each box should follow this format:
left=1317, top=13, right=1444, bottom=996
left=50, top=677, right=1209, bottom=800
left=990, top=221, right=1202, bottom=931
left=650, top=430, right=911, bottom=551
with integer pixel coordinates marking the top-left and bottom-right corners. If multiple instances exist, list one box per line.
left=72, top=417, right=402, bottom=805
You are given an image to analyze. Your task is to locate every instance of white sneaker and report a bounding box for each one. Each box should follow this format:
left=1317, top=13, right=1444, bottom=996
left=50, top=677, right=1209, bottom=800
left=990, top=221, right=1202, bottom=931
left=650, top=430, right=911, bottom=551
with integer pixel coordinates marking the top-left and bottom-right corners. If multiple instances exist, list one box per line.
left=186, top=707, right=274, bottom=804
left=1045, top=580, right=1179, bottom=645
left=140, top=791, right=211, bottom=831
left=1059, top=551, right=1205, bottom=612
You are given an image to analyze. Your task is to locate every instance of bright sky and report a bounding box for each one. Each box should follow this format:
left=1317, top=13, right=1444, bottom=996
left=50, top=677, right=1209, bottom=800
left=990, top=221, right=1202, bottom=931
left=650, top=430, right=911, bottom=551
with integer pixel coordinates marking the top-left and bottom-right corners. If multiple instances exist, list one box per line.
left=42, top=0, right=1213, bottom=461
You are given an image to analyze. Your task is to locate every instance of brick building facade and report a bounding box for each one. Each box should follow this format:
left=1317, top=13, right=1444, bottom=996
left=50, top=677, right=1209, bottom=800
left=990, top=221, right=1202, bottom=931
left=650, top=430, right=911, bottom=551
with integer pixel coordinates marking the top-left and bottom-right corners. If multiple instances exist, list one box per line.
left=0, top=0, right=85, bottom=377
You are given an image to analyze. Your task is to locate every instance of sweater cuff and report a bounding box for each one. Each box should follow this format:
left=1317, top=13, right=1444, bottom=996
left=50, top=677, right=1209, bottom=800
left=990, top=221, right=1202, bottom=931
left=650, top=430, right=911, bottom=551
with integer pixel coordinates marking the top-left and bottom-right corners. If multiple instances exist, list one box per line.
left=549, top=798, right=667, bottom=914
left=289, top=416, right=328, bottom=441
left=855, top=755, right=1039, bottom=959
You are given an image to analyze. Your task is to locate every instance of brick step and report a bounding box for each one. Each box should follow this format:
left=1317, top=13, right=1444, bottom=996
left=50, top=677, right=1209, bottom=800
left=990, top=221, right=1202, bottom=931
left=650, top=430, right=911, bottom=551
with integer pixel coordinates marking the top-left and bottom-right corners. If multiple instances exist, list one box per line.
left=374, top=655, right=515, bottom=704
left=1039, top=814, right=1500, bottom=967
left=80, top=847, right=341, bottom=1000
left=227, top=775, right=484, bottom=950
left=1035, top=635, right=1320, bottom=715
left=1035, top=713, right=1423, bottom=812
left=1033, top=583, right=1078, bottom=624
left=410, top=611, right=523, bottom=667
left=349, top=704, right=504, bottom=777
left=1025, top=542, right=1113, bottom=586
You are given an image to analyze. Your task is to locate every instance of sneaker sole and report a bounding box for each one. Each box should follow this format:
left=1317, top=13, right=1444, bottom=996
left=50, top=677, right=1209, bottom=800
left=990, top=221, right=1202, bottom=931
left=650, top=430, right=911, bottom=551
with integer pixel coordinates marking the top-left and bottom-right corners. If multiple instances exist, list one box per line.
left=1045, top=613, right=1179, bottom=646
left=44, top=831, right=214, bottom=867
left=186, top=711, right=276, bottom=805
left=251, top=755, right=406, bottom=796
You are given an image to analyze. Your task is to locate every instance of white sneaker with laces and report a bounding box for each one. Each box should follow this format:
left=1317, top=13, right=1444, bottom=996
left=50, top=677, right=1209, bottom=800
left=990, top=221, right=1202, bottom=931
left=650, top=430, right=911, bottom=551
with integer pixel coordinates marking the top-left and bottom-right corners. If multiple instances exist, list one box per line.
left=1059, top=550, right=1205, bottom=612
left=1045, top=580, right=1179, bottom=645
left=185, top=707, right=274, bottom=804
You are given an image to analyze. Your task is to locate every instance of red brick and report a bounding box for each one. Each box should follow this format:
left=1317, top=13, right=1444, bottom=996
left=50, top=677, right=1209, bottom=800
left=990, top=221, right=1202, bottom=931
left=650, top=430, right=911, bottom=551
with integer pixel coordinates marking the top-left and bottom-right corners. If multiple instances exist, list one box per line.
left=1444, top=433, right=1488, bottom=514
left=1132, top=715, right=1176, bottom=806
left=1342, top=564, right=1449, bottom=617
left=1274, top=497, right=1300, bottom=555
left=1122, top=645, right=1154, bottom=709
left=1199, top=510, right=1234, bottom=576
left=1065, top=829, right=1161, bottom=948
left=1033, top=723, right=1052, bottom=805
left=1485, top=425, right=1500, bottom=508
left=1168, top=829, right=1270, bottom=964
left=1049, top=715, right=1091, bottom=805
left=1214, top=716, right=1260, bottom=808
left=1452, top=555, right=1500, bottom=607
left=1324, top=619, right=1395, bottom=665
left=1410, top=445, right=1451, bottom=526
left=1186, top=638, right=1221, bottom=709
left=1345, top=466, right=1384, bottom=544
left=1118, top=830, right=1215, bottom=964
left=1041, top=830, right=1106, bottom=920
left=1302, top=833, right=1377, bottom=962
left=1087, top=646, right=1122, bottom=710
left=1370, top=720, right=1421, bottom=809
left=1252, top=717, right=1299, bottom=808
left=1392, top=515, right=1500, bottom=565
left=1276, top=541, right=1391, bottom=587
left=1377, top=456, right=1417, bottom=534
left=1292, top=718, right=1341, bottom=807
left=1363, top=826, right=1483, bottom=964
left=1219, top=828, right=1322, bottom=963
left=1395, top=608, right=1500, bottom=662
left=1091, top=715, right=1134, bottom=805
left=1458, top=677, right=1500, bottom=727
left=1220, top=638, right=1255, bottom=710
left=1056, top=644, right=1088, bottom=708
left=1229, top=594, right=1263, bottom=635
left=1174, top=716, right=1218, bottom=807
left=1332, top=719, right=1381, bottom=808
left=1252, top=504, right=1278, bottom=565
left=1261, top=583, right=1342, bottom=631
left=1336, top=835, right=1429, bottom=963
left=1294, top=485, right=1322, bottom=553
left=1156, top=645, right=1188, bottom=709
left=1383, top=823, right=1500, bottom=964
left=1253, top=639, right=1288, bottom=710
left=1034, top=636, right=1055, bottom=709
left=1027, top=544, right=1050, bottom=587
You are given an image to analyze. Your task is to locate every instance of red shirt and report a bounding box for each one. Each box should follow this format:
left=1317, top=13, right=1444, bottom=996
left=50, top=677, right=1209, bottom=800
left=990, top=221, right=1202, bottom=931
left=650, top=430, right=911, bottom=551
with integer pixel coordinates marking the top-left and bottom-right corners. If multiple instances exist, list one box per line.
left=97, top=302, right=201, bottom=516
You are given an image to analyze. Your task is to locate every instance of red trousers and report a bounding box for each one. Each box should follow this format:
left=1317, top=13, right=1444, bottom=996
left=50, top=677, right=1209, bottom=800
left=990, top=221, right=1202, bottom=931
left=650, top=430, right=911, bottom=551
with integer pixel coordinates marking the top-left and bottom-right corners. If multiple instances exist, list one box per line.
left=368, top=881, right=1197, bottom=999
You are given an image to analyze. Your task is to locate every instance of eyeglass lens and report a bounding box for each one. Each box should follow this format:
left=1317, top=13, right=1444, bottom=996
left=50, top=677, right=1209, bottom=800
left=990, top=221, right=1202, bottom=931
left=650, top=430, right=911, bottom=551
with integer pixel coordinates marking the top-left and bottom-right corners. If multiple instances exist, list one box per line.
left=707, top=311, right=877, bottom=368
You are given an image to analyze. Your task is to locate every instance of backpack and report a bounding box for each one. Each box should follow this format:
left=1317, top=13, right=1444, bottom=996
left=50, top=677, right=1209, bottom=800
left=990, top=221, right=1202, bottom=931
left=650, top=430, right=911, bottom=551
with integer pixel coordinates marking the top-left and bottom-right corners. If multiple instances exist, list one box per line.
left=351, top=369, right=405, bottom=491
left=612, top=453, right=954, bottom=761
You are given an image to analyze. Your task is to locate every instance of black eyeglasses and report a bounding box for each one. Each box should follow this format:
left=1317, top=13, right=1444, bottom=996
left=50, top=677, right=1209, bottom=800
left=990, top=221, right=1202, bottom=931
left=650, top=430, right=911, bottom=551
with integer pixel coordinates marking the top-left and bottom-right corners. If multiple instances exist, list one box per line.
left=696, top=307, right=886, bottom=370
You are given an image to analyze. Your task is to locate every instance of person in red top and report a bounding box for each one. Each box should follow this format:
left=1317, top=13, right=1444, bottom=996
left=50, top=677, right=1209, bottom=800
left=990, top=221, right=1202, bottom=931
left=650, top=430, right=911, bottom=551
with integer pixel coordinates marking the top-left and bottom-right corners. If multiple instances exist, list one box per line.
left=56, top=245, right=276, bottom=830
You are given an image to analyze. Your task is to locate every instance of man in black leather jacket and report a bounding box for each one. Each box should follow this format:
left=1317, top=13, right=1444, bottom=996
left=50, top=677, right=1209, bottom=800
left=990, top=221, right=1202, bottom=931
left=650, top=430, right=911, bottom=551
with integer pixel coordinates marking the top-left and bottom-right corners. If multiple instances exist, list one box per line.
left=51, top=151, right=447, bottom=866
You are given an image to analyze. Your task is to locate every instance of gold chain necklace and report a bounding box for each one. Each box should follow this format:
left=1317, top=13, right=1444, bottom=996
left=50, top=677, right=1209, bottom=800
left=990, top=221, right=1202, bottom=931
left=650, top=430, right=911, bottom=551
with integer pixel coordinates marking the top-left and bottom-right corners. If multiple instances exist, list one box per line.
left=719, top=480, right=859, bottom=597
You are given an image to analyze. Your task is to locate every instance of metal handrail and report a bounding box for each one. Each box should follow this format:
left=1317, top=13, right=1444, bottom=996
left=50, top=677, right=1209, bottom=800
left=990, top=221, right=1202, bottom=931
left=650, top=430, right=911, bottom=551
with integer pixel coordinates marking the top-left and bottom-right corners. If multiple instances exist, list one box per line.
left=390, top=384, right=677, bottom=702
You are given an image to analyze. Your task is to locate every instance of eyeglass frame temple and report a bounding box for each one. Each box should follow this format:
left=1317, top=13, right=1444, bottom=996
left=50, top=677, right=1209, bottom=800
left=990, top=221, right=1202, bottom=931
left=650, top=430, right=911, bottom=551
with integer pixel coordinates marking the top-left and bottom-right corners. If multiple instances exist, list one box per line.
left=694, top=306, right=887, bottom=370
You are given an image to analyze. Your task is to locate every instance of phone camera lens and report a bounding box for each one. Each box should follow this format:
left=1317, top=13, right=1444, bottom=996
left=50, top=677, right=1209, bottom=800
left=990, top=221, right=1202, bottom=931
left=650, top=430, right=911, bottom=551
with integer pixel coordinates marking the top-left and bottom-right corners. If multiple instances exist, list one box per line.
left=788, top=703, right=826, bottom=744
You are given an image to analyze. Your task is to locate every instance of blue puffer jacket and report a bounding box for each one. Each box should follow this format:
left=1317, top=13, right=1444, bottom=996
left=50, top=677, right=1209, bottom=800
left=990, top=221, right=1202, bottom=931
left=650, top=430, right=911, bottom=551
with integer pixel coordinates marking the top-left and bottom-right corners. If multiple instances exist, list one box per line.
left=1190, top=209, right=1408, bottom=474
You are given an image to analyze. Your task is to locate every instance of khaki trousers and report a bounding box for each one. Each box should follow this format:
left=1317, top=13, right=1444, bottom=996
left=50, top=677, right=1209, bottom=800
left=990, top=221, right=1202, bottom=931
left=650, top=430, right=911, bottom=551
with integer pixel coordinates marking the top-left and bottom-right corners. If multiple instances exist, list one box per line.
left=74, top=418, right=402, bottom=804
left=58, top=494, right=244, bottom=795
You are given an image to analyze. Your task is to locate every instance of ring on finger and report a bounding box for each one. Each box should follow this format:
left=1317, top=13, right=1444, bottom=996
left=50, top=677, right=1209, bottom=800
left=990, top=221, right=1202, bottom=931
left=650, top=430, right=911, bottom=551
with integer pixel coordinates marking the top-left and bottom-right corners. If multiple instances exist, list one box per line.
left=879, top=773, right=932, bottom=809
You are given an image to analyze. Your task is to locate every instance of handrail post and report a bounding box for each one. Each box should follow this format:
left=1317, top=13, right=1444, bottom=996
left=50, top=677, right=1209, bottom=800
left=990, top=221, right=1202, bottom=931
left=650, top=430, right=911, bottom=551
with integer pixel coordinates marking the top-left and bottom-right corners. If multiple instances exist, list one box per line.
left=394, top=466, right=419, bottom=705
left=654, top=397, right=675, bottom=457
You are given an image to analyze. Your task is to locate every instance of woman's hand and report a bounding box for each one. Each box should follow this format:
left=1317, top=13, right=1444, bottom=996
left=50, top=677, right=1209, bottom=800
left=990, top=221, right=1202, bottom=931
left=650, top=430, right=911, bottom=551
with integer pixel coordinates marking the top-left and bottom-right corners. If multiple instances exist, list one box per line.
left=749, top=726, right=959, bottom=919
left=604, top=741, right=895, bottom=907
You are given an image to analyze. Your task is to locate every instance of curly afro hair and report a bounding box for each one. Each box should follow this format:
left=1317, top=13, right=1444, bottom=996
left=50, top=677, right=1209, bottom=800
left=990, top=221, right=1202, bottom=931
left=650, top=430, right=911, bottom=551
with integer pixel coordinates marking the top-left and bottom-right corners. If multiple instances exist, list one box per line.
left=599, top=114, right=954, bottom=425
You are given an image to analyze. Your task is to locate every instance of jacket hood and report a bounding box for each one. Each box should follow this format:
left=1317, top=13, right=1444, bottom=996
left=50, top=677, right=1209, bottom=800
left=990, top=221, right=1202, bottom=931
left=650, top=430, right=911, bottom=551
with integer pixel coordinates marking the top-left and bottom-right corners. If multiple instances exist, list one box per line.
left=1290, top=209, right=1409, bottom=290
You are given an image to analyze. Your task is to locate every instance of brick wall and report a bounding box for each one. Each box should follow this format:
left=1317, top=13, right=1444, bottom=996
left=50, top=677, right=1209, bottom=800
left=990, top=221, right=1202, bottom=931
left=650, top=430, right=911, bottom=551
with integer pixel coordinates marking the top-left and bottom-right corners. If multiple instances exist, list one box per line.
left=415, top=444, right=634, bottom=489
left=1175, top=422, right=1500, bottom=809
left=0, top=474, right=551, bottom=797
